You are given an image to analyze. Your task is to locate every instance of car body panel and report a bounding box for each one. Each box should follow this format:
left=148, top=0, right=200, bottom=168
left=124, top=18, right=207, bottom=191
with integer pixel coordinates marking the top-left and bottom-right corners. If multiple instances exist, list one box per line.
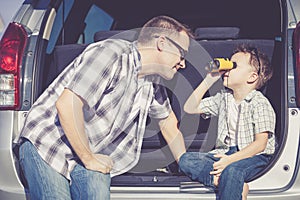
left=0, top=0, right=300, bottom=199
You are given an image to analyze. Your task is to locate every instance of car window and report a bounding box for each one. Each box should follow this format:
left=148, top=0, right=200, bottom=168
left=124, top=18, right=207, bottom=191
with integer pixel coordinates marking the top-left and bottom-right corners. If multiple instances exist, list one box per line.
left=46, top=0, right=74, bottom=53
left=79, top=4, right=113, bottom=44
left=46, top=1, right=113, bottom=53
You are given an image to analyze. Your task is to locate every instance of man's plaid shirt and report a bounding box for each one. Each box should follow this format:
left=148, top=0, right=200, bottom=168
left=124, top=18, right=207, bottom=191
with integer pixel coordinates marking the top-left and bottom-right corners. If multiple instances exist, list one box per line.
left=199, top=89, right=276, bottom=155
left=18, top=39, right=171, bottom=180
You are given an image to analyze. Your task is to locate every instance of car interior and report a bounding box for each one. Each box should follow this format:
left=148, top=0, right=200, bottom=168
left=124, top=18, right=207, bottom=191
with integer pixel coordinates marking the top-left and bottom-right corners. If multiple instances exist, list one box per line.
left=35, top=0, right=284, bottom=189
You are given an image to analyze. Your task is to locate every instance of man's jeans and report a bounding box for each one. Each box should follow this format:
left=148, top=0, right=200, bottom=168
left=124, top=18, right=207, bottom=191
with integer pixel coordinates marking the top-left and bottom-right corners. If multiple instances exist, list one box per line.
left=179, top=147, right=272, bottom=200
left=19, top=140, right=111, bottom=200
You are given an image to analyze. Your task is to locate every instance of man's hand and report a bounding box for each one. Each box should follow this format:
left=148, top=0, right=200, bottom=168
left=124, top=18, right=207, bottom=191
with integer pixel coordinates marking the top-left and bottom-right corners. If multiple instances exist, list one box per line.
left=84, top=154, right=114, bottom=174
left=210, top=154, right=232, bottom=176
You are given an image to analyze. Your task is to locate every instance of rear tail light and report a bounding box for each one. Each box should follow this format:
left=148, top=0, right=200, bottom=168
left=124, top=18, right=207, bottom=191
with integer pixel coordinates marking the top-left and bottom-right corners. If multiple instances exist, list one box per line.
left=0, top=23, right=27, bottom=110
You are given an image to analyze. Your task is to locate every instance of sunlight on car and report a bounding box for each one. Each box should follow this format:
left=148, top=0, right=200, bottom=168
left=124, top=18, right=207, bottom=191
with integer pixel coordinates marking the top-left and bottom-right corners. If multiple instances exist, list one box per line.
left=0, top=15, right=4, bottom=36
left=0, top=0, right=300, bottom=199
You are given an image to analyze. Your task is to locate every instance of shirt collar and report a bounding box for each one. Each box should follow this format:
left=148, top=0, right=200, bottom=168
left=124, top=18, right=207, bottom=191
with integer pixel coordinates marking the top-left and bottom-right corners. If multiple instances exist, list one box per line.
left=244, top=90, right=259, bottom=102
left=222, top=89, right=259, bottom=103
left=132, top=41, right=162, bottom=83
left=132, top=41, right=142, bottom=73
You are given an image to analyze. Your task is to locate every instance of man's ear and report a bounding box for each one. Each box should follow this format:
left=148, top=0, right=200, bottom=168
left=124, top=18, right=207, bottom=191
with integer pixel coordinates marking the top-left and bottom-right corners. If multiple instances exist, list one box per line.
left=156, top=36, right=166, bottom=52
left=247, top=72, right=259, bottom=84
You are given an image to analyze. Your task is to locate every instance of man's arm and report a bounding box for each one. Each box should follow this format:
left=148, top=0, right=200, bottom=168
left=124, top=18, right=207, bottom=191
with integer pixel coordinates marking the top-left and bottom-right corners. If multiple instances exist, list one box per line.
left=158, top=111, right=186, bottom=162
left=56, top=88, right=113, bottom=173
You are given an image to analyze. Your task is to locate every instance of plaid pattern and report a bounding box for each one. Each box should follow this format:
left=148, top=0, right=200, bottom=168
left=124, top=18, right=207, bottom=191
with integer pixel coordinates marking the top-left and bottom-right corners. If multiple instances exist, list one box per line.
left=199, top=89, right=276, bottom=154
left=18, top=39, right=171, bottom=180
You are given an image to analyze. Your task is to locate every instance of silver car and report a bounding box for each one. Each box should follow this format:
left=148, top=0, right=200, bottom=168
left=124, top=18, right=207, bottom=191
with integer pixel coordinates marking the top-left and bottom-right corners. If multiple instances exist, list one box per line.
left=0, top=0, right=300, bottom=199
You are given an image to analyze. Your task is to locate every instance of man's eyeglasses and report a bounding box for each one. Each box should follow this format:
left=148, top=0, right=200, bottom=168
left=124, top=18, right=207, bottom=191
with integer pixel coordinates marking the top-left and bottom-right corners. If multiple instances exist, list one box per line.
left=165, top=37, right=188, bottom=61
left=250, top=47, right=261, bottom=75
left=154, top=35, right=187, bottom=61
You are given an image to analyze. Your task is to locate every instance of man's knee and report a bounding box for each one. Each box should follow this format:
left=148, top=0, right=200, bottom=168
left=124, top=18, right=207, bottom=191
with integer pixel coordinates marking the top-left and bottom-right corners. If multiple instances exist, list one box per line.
left=88, top=172, right=110, bottom=199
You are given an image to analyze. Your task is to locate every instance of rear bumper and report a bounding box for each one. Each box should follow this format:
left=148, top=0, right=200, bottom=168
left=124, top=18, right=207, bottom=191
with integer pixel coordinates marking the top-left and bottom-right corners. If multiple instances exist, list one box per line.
left=110, top=186, right=300, bottom=200
left=0, top=189, right=26, bottom=200
left=1, top=186, right=300, bottom=200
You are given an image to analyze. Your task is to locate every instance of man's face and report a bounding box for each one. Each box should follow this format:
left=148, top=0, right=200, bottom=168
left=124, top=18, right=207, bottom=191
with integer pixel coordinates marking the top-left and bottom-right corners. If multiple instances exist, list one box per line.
left=156, top=31, right=190, bottom=80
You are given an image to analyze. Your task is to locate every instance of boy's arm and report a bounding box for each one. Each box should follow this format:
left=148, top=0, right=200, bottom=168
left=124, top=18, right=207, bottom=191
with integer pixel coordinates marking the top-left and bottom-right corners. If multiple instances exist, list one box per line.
left=158, top=111, right=186, bottom=162
left=210, top=132, right=268, bottom=176
left=184, top=72, right=223, bottom=114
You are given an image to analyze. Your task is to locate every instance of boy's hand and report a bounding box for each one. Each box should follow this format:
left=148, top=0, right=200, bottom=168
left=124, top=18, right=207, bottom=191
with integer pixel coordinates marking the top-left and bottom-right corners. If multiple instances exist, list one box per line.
left=210, top=154, right=232, bottom=176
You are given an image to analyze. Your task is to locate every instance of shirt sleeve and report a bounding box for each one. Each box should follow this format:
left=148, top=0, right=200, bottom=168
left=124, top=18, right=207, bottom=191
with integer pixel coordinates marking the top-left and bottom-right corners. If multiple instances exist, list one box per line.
left=198, top=92, right=222, bottom=118
left=148, top=83, right=172, bottom=119
left=252, top=99, right=276, bottom=135
left=65, top=44, right=117, bottom=108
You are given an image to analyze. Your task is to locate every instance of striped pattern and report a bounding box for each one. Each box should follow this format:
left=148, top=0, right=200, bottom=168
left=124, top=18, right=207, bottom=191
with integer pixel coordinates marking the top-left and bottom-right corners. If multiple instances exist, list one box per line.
left=19, top=39, right=171, bottom=179
left=199, top=89, right=276, bottom=154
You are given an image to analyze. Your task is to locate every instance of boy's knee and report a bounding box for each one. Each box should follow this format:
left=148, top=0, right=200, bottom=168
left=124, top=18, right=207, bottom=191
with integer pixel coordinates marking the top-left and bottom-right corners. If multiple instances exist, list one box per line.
left=178, top=152, right=192, bottom=173
left=221, top=165, right=243, bottom=181
left=179, top=152, right=204, bottom=174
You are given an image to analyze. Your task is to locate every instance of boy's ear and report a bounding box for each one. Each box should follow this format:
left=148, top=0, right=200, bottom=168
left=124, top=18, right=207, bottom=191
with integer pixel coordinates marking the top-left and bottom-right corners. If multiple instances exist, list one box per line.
left=247, top=72, right=259, bottom=84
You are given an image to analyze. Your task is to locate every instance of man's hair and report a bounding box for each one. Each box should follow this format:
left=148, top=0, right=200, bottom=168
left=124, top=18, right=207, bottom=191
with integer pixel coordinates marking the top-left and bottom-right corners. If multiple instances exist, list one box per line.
left=233, top=44, right=273, bottom=89
left=138, top=15, right=193, bottom=45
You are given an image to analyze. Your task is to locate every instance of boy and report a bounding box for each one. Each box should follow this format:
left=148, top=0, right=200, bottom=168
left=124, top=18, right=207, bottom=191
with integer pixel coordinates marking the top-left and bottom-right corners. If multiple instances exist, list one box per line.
left=179, top=44, right=276, bottom=200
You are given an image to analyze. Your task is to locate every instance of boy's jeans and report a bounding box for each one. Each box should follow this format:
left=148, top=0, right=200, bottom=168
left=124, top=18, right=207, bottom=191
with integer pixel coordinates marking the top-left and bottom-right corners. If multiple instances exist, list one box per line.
left=19, top=140, right=111, bottom=200
left=179, top=146, right=272, bottom=200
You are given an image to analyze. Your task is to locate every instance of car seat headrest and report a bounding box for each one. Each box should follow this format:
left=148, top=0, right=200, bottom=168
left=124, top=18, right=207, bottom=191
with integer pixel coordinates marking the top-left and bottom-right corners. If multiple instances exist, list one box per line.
left=195, top=27, right=240, bottom=40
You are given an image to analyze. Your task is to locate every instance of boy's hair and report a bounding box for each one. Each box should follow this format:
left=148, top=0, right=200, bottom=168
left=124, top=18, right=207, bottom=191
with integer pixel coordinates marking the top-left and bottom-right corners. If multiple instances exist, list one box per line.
left=233, top=44, right=273, bottom=89
left=138, top=15, right=193, bottom=45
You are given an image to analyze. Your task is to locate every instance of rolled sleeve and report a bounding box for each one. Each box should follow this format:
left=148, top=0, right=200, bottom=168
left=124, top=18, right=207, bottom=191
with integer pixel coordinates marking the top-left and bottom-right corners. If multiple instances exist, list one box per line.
left=253, top=101, right=276, bottom=135
left=148, top=83, right=172, bottom=119
left=198, top=92, right=222, bottom=118
left=66, top=45, right=117, bottom=108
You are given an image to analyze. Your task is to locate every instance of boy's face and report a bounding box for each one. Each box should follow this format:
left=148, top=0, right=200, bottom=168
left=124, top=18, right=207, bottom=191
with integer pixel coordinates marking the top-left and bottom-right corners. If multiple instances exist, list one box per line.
left=223, top=52, right=258, bottom=90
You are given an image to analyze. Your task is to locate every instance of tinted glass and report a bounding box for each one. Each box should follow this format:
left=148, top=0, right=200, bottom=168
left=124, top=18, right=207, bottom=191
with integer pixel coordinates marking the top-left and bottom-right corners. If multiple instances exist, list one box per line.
left=80, top=5, right=113, bottom=44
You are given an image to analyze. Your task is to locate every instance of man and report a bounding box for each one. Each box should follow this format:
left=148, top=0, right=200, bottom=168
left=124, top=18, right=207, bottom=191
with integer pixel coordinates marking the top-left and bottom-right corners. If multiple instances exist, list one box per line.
left=18, top=15, right=192, bottom=199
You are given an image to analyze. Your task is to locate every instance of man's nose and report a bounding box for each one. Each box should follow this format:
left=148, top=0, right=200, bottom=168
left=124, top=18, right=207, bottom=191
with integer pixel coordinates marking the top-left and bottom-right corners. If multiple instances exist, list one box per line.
left=178, top=60, right=186, bottom=69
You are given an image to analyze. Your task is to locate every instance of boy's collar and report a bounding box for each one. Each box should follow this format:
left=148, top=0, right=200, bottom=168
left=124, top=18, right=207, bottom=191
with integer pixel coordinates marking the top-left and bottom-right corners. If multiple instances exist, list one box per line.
left=244, top=90, right=259, bottom=102
left=223, top=89, right=259, bottom=102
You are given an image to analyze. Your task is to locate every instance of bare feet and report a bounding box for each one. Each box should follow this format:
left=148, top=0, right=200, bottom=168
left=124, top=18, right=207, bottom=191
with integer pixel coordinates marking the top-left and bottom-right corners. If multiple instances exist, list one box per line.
left=242, top=183, right=249, bottom=200
left=213, top=175, right=219, bottom=186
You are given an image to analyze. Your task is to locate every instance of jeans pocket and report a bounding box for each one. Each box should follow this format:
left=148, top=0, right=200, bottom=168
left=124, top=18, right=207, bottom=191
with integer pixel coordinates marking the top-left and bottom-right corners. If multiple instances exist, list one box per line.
left=18, top=141, right=30, bottom=189
left=19, top=141, right=28, bottom=166
left=18, top=140, right=35, bottom=180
